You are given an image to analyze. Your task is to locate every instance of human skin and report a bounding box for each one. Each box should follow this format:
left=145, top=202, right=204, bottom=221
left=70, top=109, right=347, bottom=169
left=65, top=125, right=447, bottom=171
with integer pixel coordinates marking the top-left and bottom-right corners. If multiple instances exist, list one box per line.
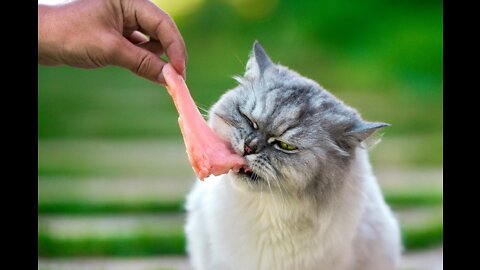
left=38, top=0, right=187, bottom=84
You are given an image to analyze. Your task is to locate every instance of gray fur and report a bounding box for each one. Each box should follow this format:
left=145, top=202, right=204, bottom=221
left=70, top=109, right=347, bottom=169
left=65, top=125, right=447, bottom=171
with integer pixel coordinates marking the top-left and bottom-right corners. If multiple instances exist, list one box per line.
left=187, top=41, right=401, bottom=270
left=210, top=41, right=388, bottom=201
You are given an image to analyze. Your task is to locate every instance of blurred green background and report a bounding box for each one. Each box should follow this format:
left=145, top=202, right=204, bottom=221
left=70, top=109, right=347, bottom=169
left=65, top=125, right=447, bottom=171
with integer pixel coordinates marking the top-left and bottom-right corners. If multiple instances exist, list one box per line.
left=38, top=0, right=442, bottom=268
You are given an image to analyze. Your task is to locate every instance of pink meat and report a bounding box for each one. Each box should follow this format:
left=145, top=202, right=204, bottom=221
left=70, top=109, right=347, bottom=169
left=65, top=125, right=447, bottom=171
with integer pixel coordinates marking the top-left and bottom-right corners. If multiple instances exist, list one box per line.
left=162, top=64, right=246, bottom=180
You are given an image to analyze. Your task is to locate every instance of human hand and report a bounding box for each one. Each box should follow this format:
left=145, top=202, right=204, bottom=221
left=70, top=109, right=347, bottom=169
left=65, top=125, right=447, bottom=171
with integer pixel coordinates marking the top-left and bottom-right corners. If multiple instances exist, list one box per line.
left=38, top=0, right=187, bottom=84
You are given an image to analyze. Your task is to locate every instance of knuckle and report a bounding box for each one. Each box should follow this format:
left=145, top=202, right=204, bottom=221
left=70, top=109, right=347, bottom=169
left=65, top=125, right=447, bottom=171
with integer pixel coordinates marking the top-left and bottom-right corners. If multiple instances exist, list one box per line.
left=135, top=53, right=153, bottom=76
left=156, top=15, right=175, bottom=36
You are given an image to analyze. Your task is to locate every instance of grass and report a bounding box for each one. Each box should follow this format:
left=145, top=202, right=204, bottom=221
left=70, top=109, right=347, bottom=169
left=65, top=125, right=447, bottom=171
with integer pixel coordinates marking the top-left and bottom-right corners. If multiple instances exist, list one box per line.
left=38, top=200, right=185, bottom=215
left=38, top=191, right=442, bottom=215
left=401, top=218, right=443, bottom=250
left=384, top=191, right=442, bottom=209
left=38, top=214, right=442, bottom=257
left=38, top=182, right=443, bottom=257
left=37, top=188, right=443, bottom=257
left=38, top=232, right=186, bottom=257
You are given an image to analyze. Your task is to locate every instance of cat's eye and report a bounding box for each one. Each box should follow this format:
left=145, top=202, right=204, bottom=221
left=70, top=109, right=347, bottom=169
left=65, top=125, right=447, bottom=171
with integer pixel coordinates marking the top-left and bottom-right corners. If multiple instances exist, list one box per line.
left=274, top=140, right=298, bottom=151
left=245, top=117, right=255, bottom=128
left=240, top=111, right=257, bottom=129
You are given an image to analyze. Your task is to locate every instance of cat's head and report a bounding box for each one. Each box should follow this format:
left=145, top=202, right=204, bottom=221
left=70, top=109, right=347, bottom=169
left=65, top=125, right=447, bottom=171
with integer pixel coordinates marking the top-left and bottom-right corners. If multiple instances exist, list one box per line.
left=209, top=41, right=388, bottom=198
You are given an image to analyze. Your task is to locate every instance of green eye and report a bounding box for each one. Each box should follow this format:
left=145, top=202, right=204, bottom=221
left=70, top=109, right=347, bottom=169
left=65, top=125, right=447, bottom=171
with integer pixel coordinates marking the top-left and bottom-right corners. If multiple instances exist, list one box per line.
left=278, top=141, right=297, bottom=151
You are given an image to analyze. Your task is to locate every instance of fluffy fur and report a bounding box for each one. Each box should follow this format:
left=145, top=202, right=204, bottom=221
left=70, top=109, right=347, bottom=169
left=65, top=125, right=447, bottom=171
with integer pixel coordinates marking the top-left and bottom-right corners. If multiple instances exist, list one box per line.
left=185, top=41, right=401, bottom=270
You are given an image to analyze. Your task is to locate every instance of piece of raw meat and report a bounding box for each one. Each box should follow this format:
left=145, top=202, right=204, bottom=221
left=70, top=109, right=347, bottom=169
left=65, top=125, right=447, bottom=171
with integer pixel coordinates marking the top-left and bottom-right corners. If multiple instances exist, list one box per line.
left=162, top=64, right=246, bottom=180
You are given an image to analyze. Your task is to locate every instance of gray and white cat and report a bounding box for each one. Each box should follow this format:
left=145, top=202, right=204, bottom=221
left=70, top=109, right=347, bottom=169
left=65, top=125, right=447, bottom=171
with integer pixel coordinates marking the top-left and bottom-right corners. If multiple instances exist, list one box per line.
left=185, top=41, right=402, bottom=270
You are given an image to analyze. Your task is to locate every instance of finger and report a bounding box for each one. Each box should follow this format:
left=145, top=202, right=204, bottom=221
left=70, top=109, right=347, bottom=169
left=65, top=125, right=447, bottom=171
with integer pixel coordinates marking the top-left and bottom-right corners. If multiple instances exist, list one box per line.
left=123, top=0, right=187, bottom=79
left=110, top=36, right=167, bottom=84
left=137, top=40, right=164, bottom=56
left=126, top=31, right=148, bottom=44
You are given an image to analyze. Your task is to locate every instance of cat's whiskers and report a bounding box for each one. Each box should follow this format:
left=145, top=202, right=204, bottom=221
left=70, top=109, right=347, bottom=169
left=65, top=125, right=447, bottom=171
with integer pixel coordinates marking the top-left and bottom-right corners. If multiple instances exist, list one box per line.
left=274, top=177, right=289, bottom=212
left=197, top=105, right=209, bottom=114
left=264, top=166, right=288, bottom=212
left=273, top=178, right=287, bottom=213
left=254, top=162, right=287, bottom=214
left=265, top=174, right=285, bottom=230
left=197, top=106, right=211, bottom=119
left=251, top=173, right=259, bottom=189
left=261, top=164, right=287, bottom=212
left=259, top=174, right=264, bottom=202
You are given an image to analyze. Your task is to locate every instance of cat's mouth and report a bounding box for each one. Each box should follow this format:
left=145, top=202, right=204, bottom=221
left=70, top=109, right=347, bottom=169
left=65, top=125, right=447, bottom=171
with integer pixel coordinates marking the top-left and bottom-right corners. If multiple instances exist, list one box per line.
left=237, top=166, right=262, bottom=182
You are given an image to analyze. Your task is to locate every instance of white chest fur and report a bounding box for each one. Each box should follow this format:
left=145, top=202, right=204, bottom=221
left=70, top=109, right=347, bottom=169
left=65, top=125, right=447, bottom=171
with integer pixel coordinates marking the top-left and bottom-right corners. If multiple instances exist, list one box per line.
left=185, top=150, right=400, bottom=270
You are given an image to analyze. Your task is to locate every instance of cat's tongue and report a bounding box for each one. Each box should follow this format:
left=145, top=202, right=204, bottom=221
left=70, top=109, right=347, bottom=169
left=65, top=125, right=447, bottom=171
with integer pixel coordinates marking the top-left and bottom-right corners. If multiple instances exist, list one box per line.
left=162, top=64, right=246, bottom=180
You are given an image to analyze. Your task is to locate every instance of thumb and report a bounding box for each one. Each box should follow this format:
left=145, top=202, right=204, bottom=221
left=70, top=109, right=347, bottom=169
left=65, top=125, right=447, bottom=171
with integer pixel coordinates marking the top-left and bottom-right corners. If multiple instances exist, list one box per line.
left=110, top=37, right=167, bottom=84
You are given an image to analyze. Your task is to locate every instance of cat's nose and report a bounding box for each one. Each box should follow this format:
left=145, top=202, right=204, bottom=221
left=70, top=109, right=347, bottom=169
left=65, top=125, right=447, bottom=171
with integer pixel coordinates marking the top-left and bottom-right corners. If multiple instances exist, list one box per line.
left=244, top=134, right=263, bottom=155
left=244, top=137, right=258, bottom=155
left=244, top=144, right=255, bottom=155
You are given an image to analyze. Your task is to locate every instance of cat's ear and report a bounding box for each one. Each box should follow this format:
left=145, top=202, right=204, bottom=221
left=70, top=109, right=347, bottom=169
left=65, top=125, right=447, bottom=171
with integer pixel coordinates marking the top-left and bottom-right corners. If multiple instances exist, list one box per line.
left=345, top=121, right=390, bottom=143
left=336, top=120, right=389, bottom=152
left=245, top=41, right=274, bottom=79
left=336, top=120, right=390, bottom=154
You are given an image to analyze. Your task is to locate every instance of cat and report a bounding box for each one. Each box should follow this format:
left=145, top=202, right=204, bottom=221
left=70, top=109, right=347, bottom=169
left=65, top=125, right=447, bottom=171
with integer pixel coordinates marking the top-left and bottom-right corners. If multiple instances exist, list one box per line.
left=184, top=41, right=402, bottom=270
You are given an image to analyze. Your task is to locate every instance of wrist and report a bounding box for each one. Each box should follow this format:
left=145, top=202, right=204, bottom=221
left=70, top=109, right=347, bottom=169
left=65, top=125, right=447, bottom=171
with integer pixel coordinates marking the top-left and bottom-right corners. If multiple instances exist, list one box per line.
left=38, top=5, right=63, bottom=65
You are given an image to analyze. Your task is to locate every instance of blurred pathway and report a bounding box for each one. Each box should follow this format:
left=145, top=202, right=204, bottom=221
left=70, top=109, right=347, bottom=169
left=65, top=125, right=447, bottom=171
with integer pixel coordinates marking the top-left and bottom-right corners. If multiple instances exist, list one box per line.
left=38, top=246, right=443, bottom=270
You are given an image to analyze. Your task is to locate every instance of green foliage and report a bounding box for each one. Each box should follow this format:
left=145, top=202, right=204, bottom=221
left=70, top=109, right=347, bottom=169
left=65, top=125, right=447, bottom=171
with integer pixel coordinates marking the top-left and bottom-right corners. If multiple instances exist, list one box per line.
left=38, top=0, right=442, bottom=139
